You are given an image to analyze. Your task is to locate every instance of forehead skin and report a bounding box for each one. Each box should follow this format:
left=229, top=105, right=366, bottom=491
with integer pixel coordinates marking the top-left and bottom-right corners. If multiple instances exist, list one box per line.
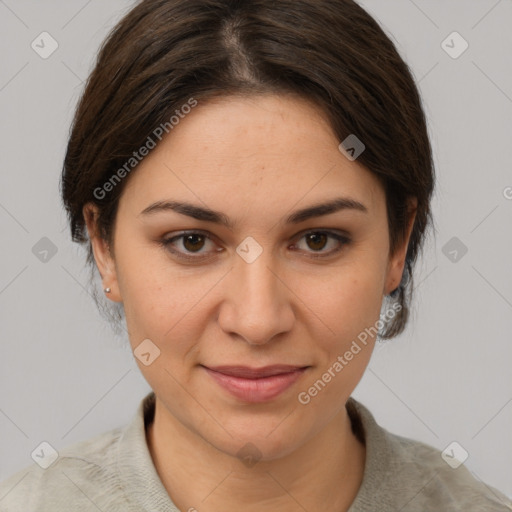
left=116, top=93, right=387, bottom=247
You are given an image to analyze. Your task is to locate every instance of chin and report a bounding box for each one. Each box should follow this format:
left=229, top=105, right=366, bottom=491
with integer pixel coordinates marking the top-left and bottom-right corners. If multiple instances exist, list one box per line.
left=196, top=411, right=314, bottom=464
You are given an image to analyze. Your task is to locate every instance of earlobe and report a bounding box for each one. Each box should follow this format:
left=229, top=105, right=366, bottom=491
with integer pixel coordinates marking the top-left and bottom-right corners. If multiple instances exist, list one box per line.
left=384, top=198, right=417, bottom=296
left=82, top=203, right=122, bottom=302
left=385, top=259, right=407, bottom=297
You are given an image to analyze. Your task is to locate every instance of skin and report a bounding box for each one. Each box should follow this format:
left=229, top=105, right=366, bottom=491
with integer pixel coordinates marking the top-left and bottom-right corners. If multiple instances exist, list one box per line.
left=84, top=94, right=416, bottom=512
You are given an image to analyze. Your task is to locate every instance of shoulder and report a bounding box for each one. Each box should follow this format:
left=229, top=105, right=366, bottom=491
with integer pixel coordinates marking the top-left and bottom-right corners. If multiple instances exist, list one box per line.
left=0, top=426, right=128, bottom=511
left=387, top=432, right=511, bottom=511
left=347, top=398, right=512, bottom=512
left=0, top=392, right=170, bottom=512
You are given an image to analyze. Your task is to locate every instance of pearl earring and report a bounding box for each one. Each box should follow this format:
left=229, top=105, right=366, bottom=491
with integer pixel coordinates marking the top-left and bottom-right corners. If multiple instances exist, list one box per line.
left=104, top=287, right=111, bottom=294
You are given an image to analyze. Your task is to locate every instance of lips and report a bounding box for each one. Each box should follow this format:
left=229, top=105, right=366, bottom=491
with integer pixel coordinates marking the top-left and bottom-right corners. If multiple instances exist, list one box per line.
left=202, top=364, right=309, bottom=403
left=205, top=365, right=306, bottom=379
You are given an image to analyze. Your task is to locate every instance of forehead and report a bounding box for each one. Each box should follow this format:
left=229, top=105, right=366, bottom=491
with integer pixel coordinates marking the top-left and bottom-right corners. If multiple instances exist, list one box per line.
left=119, top=94, right=384, bottom=218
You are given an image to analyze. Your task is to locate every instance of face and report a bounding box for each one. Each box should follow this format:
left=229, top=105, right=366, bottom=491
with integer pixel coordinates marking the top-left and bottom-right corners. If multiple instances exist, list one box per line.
left=85, top=94, right=413, bottom=461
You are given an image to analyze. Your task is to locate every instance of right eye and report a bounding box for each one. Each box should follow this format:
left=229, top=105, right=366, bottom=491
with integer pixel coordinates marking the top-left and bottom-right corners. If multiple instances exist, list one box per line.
left=160, top=230, right=223, bottom=262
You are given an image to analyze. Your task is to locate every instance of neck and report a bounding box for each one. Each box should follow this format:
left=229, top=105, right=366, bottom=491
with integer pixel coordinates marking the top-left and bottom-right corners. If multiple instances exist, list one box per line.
left=147, top=398, right=365, bottom=512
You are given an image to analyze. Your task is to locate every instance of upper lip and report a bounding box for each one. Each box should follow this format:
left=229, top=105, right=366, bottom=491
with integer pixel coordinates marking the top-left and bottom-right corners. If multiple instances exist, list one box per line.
left=203, top=365, right=308, bottom=379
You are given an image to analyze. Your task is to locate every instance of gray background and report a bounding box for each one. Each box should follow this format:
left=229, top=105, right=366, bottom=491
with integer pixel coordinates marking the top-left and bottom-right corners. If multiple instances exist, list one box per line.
left=1, top=0, right=511, bottom=500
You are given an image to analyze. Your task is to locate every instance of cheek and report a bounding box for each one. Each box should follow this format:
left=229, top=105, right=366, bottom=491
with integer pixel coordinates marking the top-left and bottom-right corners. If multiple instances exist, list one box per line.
left=114, top=244, right=181, bottom=341
left=117, top=259, right=205, bottom=391
left=293, top=268, right=384, bottom=412
left=293, top=258, right=386, bottom=349
left=117, top=252, right=222, bottom=366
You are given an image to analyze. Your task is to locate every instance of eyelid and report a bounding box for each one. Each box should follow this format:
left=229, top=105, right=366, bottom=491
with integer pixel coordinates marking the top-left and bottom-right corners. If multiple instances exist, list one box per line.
left=289, top=229, right=351, bottom=259
left=291, top=227, right=351, bottom=241
left=160, top=228, right=351, bottom=261
left=160, top=230, right=221, bottom=262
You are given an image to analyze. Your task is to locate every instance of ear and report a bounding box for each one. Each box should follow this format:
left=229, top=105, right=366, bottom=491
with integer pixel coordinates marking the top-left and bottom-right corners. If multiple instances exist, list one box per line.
left=83, top=203, right=122, bottom=303
left=384, top=197, right=418, bottom=296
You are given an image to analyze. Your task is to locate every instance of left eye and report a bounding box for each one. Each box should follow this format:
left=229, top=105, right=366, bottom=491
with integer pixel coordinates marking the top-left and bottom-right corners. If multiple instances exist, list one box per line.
left=291, top=231, right=350, bottom=257
left=160, top=230, right=350, bottom=261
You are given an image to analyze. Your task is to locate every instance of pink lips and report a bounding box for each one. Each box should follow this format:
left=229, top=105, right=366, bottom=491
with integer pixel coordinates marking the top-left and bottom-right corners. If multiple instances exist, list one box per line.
left=203, top=365, right=308, bottom=403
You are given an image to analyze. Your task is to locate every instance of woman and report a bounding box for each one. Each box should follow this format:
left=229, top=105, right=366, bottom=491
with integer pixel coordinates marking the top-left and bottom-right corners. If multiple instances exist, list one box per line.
left=1, top=0, right=510, bottom=510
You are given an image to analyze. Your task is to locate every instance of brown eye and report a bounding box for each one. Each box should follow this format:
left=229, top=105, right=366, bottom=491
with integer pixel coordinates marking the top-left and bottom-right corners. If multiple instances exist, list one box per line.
left=160, top=230, right=220, bottom=261
left=182, top=234, right=206, bottom=252
left=305, top=232, right=328, bottom=251
left=292, top=230, right=350, bottom=258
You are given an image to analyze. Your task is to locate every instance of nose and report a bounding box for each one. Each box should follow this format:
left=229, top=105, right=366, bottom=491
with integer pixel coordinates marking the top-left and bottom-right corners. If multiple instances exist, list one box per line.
left=218, top=250, right=295, bottom=346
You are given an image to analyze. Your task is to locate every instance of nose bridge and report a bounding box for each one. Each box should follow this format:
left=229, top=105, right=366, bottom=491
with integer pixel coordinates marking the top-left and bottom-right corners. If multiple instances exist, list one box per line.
left=239, top=251, right=277, bottom=302
left=222, top=243, right=293, bottom=344
left=235, top=234, right=278, bottom=293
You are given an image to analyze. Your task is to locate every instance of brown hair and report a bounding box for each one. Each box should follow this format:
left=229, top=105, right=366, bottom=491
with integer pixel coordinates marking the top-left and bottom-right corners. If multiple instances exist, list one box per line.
left=60, top=0, right=435, bottom=338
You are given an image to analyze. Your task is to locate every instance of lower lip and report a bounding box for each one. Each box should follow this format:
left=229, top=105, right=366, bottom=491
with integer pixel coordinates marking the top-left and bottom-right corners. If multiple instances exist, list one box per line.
left=203, top=367, right=307, bottom=403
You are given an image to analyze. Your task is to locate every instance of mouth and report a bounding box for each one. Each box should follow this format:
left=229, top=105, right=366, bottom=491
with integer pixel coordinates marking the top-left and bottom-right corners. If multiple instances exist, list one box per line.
left=201, top=364, right=310, bottom=403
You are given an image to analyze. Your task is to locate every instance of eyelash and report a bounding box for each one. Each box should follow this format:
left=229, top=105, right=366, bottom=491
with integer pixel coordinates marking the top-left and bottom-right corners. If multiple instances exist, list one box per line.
left=159, top=229, right=351, bottom=262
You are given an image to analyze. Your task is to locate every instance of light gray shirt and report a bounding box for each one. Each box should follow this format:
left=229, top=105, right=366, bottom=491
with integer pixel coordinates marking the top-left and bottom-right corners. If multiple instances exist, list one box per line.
left=1, top=392, right=511, bottom=511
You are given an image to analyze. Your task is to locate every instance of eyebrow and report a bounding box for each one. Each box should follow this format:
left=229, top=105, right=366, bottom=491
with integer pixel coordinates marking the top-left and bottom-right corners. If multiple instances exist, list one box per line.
left=138, top=197, right=368, bottom=229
